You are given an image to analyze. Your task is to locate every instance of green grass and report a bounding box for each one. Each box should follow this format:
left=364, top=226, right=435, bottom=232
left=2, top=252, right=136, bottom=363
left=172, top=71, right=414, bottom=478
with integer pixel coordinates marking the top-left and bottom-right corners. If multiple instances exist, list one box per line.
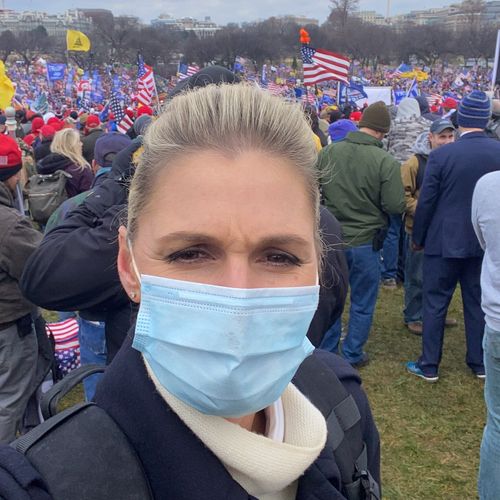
left=45, top=287, right=484, bottom=498
left=361, top=286, right=484, bottom=499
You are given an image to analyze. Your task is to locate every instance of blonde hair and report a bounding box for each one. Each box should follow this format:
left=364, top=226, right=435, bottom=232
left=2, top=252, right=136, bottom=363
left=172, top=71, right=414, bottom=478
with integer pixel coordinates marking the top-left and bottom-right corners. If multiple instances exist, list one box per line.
left=128, top=84, right=321, bottom=250
left=50, top=129, right=90, bottom=171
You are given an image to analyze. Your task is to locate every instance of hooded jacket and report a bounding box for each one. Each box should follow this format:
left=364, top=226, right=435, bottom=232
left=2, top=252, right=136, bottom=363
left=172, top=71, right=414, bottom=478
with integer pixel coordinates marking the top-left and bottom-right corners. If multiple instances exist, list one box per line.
left=0, top=182, right=42, bottom=326
left=387, top=98, right=432, bottom=164
left=37, top=153, right=93, bottom=198
left=400, top=131, right=432, bottom=233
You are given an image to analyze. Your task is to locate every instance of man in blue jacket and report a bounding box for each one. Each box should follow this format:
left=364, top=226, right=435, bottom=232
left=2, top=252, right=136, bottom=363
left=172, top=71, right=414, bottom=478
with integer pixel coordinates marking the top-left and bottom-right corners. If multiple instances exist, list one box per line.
left=407, top=91, right=500, bottom=382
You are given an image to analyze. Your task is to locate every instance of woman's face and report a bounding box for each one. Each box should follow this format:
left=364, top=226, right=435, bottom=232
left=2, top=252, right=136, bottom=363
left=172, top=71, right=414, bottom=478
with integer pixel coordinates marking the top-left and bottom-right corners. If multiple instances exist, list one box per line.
left=118, top=149, right=318, bottom=297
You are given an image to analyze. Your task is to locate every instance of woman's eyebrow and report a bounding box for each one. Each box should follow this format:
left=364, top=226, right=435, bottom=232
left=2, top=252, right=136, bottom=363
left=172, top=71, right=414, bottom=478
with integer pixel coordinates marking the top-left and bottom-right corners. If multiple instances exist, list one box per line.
left=157, top=232, right=311, bottom=248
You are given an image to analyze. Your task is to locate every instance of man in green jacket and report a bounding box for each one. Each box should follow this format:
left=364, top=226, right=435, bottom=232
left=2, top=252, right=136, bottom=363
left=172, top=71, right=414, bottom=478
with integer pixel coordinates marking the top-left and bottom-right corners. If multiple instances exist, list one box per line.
left=317, top=101, right=405, bottom=366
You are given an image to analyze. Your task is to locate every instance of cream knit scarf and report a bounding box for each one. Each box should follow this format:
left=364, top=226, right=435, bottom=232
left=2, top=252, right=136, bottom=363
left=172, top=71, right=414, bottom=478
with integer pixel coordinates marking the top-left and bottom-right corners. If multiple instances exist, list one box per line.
left=144, top=359, right=327, bottom=500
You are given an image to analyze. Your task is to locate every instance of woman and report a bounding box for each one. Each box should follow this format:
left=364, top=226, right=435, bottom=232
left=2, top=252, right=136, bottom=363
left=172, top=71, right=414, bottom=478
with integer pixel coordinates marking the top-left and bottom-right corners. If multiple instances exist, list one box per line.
left=1, top=84, right=379, bottom=499
left=36, top=128, right=94, bottom=198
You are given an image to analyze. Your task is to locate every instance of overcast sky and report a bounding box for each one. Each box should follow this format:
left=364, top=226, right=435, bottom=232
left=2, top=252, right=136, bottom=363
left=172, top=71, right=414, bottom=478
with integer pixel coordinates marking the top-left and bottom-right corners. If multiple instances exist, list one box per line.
left=5, top=0, right=454, bottom=25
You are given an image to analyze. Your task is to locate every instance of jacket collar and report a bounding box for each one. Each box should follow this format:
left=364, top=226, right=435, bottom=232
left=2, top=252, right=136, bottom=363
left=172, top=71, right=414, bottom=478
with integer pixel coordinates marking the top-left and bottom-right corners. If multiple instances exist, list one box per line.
left=0, top=181, right=14, bottom=208
left=345, top=131, right=383, bottom=148
left=458, top=131, right=487, bottom=140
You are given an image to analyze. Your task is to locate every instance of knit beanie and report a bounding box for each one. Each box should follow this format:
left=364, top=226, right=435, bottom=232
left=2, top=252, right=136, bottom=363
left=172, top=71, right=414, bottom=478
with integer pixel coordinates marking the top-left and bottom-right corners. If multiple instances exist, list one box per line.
left=0, top=135, right=22, bottom=181
left=359, top=101, right=391, bottom=133
left=457, top=91, right=491, bottom=129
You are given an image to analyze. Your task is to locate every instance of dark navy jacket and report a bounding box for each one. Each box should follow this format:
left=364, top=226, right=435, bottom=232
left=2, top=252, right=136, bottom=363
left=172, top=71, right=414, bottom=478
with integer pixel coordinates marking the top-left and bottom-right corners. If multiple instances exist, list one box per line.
left=413, top=132, right=500, bottom=257
left=0, top=339, right=380, bottom=499
left=94, top=339, right=380, bottom=500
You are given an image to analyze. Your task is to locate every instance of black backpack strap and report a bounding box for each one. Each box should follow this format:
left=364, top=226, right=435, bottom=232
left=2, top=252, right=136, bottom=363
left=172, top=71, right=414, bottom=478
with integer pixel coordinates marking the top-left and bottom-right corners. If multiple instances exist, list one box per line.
left=293, top=354, right=380, bottom=500
left=11, top=403, right=153, bottom=500
left=415, top=154, right=427, bottom=192
left=40, top=363, right=106, bottom=420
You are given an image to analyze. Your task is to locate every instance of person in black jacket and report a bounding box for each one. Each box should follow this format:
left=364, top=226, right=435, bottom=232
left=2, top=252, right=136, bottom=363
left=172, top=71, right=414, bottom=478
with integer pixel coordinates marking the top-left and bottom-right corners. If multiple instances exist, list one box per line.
left=4, top=79, right=379, bottom=500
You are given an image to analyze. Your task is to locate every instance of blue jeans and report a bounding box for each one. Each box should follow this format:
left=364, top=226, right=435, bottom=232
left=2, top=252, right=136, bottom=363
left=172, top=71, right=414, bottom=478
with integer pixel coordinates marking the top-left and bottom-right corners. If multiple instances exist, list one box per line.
left=341, top=244, right=381, bottom=364
left=78, top=318, right=107, bottom=401
left=479, top=324, right=500, bottom=499
left=403, top=233, right=423, bottom=323
left=381, top=215, right=402, bottom=280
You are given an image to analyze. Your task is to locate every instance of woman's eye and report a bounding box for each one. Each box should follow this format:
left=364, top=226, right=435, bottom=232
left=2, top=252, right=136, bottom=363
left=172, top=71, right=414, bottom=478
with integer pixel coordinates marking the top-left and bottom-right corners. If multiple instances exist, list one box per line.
left=264, top=252, right=302, bottom=267
left=166, top=248, right=213, bottom=263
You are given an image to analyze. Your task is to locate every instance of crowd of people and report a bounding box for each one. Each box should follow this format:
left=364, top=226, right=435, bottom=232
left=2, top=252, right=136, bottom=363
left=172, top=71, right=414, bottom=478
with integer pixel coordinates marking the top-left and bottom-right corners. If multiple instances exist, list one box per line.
left=0, top=63, right=499, bottom=499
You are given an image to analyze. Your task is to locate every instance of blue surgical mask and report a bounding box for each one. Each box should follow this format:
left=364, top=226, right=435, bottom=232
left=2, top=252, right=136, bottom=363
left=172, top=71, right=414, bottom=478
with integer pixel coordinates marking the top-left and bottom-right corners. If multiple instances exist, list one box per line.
left=130, top=257, right=319, bottom=417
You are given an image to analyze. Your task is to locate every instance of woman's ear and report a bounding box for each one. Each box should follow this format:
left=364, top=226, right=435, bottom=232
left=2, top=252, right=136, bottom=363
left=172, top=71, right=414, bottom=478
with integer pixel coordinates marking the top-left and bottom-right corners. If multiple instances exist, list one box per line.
left=117, top=226, right=141, bottom=303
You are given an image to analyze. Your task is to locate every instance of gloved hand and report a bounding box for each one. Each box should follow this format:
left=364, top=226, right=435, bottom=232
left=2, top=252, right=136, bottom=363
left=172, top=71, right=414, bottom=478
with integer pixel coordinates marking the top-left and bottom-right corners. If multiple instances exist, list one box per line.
left=110, top=135, right=143, bottom=181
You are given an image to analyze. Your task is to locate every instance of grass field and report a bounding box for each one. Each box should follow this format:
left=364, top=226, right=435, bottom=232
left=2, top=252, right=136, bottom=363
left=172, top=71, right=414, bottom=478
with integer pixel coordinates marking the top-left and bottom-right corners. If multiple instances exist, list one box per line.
left=52, top=285, right=485, bottom=499
left=361, top=286, right=484, bottom=499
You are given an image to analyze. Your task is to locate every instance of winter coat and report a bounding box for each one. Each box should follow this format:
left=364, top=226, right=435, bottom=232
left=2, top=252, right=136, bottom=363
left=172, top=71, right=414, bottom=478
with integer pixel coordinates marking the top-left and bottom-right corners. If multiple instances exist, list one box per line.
left=307, top=206, right=348, bottom=347
left=0, top=341, right=381, bottom=500
left=401, top=132, right=432, bottom=234
left=413, top=132, right=500, bottom=257
left=0, top=182, right=42, bottom=325
left=318, top=131, right=405, bottom=247
left=36, top=153, right=94, bottom=198
left=33, top=139, right=52, bottom=163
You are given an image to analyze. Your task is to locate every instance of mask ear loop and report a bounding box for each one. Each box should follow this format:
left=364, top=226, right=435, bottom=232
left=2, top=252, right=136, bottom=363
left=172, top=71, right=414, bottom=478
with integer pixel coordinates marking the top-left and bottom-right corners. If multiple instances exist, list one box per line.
left=127, top=237, right=142, bottom=285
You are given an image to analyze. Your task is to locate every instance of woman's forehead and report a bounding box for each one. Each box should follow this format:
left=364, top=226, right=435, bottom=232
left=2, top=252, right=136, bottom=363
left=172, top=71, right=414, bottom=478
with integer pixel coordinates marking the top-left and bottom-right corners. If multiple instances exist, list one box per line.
left=136, top=150, right=315, bottom=241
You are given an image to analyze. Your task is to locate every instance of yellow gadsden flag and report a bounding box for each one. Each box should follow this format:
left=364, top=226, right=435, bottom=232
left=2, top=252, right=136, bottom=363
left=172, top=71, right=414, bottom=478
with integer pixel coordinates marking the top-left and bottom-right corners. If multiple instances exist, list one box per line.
left=66, top=30, right=91, bottom=52
left=0, top=61, right=15, bottom=111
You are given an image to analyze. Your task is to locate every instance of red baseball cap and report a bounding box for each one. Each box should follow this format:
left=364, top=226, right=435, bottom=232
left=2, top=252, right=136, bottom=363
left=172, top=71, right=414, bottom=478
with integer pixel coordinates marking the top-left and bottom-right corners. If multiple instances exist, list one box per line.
left=0, top=135, right=22, bottom=181
left=137, top=105, right=153, bottom=117
left=442, top=97, right=458, bottom=109
left=40, top=125, right=56, bottom=139
left=47, top=117, right=63, bottom=132
left=31, top=116, right=44, bottom=133
left=86, top=114, right=101, bottom=128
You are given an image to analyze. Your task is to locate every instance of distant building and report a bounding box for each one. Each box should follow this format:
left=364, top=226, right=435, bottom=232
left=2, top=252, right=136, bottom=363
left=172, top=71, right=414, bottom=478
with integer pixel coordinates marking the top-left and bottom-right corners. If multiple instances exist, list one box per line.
left=0, top=9, right=92, bottom=38
left=353, top=10, right=387, bottom=26
left=358, top=1, right=500, bottom=31
left=277, top=15, right=319, bottom=26
left=151, top=14, right=220, bottom=38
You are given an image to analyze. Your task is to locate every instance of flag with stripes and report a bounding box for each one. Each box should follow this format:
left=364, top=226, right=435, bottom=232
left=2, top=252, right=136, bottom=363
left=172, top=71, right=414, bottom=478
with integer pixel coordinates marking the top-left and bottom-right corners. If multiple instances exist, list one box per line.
left=266, top=82, right=285, bottom=96
left=301, top=92, right=316, bottom=105
left=137, top=54, right=155, bottom=106
left=425, top=92, right=442, bottom=106
left=178, top=63, right=201, bottom=80
left=46, top=318, right=80, bottom=376
left=301, top=45, right=350, bottom=86
left=110, top=92, right=134, bottom=134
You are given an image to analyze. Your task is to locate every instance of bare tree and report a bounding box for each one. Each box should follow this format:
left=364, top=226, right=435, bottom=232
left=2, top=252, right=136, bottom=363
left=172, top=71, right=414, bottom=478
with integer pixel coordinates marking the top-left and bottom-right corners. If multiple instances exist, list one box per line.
left=328, top=0, right=360, bottom=30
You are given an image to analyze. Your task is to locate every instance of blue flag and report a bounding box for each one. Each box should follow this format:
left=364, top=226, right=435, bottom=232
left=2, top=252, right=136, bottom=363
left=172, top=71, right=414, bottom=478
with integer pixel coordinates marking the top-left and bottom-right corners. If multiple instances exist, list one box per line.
left=406, top=78, right=419, bottom=98
left=65, top=68, right=75, bottom=97
left=47, top=63, right=66, bottom=81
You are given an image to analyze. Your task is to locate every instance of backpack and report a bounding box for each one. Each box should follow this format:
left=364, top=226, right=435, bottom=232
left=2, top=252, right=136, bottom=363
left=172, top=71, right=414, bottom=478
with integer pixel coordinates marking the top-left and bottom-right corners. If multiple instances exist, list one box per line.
left=25, top=170, right=72, bottom=224
left=11, top=356, right=380, bottom=500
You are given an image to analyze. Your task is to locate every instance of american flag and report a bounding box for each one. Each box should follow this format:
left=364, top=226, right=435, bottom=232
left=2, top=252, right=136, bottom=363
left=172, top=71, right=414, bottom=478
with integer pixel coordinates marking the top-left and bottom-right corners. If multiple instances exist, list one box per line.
left=178, top=63, right=201, bottom=81
left=137, top=54, right=155, bottom=106
left=110, top=92, right=134, bottom=134
left=266, top=82, right=285, bottom=96
left=301, top=92, right=317, bottom=105
left=46, top=318, right=81, bottom=376
left=301, top=45, right=350, bottom=86
left=426, top=92, right=442, bottom=106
